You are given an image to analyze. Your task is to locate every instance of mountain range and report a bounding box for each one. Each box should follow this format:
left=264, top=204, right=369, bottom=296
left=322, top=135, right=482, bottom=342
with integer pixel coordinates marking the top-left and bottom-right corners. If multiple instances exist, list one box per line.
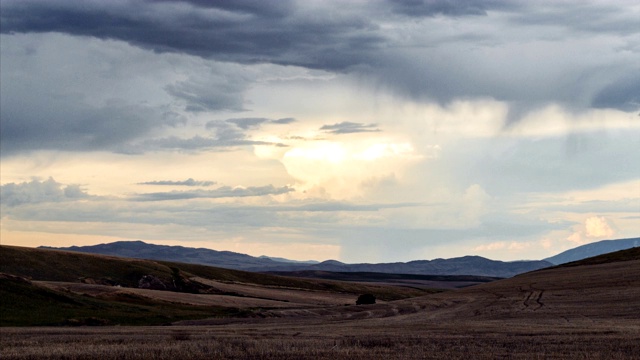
left=42, top=240, right=546, bottom=278
left=42, top=236, right=639, bottom=278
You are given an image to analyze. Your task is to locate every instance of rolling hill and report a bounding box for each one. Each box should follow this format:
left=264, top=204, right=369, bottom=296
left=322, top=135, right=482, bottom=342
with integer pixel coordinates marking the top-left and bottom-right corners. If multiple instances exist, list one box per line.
left=43, top=240, right=552, bottom=277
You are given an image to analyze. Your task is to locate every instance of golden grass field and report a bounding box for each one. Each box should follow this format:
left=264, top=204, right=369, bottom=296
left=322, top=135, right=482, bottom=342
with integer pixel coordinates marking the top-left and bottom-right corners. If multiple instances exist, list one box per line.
left=1, top=247, right=639, bottom=359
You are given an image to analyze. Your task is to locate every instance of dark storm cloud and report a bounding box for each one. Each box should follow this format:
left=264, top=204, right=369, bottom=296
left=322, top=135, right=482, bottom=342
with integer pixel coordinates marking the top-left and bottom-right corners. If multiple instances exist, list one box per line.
left=320, top=122, right=380, bottom=134
left=0, top=0, right=383, bottom=71
left=0, top=178, right=90, bottom=207
left=1, top=0, right=638, bottom=137
left=132, top=185, right=293, bottom=201
left=0, top=94, right=182, bottom=156
left=137, top=178, right=216, bottom=187
left=153, top=0, right=294, bottom=17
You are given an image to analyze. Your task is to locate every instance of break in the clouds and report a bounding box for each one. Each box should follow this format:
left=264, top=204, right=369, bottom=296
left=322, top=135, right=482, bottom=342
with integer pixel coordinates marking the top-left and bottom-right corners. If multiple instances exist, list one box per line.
left=1, top=0, right=638, bottom=263
left=138, top=178, right=216, bottom=187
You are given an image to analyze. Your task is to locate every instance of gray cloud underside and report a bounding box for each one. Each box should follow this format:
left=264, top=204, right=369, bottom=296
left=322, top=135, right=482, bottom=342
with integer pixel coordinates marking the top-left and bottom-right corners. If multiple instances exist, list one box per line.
left=389, top=0, right=513, bottom=17
left=223, top=117, right=297, bottom=129
left=2, top=0, right=638, bottom=113
left=0, top=177, right=90, bottom=207
left=0, top=178, right=420, bottom=212
left=0, top=179, right=427, bottom=232
left=137, top=178, right=216, bottom=187
left=0, top=93, right=182, bottom=156
left=320, top=122, right=381, bottom=134
left=0, top=0, right=382, bottom=71
left=132, top=185, right=294, bottom=201
left=121, top=135, right=286, bottom=154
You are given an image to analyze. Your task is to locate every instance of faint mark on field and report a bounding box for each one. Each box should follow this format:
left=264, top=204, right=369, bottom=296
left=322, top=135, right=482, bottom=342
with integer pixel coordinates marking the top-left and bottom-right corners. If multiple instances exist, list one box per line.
left=522, top=283, right=545, bottom=310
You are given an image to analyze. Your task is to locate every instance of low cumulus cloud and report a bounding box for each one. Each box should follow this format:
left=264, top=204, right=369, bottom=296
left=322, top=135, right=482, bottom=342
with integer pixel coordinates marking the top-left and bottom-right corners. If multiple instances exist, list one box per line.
left=0, top=178, right=90, bottom=207
left=567, top=216, right=616, bottom=244
left=137, top=178, right=216, bottom=187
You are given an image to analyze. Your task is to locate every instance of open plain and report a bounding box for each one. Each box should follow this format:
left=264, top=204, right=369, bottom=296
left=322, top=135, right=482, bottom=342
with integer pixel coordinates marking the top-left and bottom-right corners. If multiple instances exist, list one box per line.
left=1, top=247, right=640, bottom=359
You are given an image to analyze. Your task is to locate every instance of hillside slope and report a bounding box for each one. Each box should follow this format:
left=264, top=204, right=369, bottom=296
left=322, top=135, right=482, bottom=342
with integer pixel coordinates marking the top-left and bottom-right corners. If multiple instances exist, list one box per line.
left=0, top=245, right=437, bottom=326
left=544, top=237, right=639, bottom=264
left=248, top=247, right=640, bottom=322
left=0, top=245, right=430, bottom=300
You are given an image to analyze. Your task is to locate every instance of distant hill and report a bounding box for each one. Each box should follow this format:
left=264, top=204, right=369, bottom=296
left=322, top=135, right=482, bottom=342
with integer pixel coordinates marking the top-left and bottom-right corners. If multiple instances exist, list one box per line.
left=258, top=255, right=319, bottom=264
left=43, top=241, right=552, bottom=277
left=41, top=240, right=285, bottom=270
left=257, top=256, right=552, bottom=278
left=544, top=237, right=640, bottom=265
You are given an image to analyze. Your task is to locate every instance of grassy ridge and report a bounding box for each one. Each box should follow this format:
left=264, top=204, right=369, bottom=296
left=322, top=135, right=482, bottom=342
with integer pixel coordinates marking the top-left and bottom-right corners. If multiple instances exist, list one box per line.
left=0, top=246, right=174, bottom=287
left=0, top=245, right=436, bottom=326
left=0, top=275, right=243, bottom=326
left=0, top=245, right=434, bottom=300
left=556, top=246, right=640, bottom=268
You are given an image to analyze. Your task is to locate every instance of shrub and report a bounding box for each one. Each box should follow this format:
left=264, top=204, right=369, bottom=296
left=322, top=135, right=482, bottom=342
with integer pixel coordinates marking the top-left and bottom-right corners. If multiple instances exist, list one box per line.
left=356, top=294, right=376, bottom=305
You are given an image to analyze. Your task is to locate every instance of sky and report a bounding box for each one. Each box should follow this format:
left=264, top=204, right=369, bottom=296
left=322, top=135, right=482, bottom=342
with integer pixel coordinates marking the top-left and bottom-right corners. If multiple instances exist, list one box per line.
left=1, top=0, right=639, bottom=263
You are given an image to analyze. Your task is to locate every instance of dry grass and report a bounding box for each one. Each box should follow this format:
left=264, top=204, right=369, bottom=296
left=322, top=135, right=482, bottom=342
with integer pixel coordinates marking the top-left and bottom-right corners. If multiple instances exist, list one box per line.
left=1, top=319, right=638, bottom=359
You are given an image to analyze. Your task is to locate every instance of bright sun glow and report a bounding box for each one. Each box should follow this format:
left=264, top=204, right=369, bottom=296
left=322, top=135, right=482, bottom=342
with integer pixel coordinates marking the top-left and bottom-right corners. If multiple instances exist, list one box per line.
left=284, top=142, right=347, bottom=163
left=279, top=139, right=421, bottom=199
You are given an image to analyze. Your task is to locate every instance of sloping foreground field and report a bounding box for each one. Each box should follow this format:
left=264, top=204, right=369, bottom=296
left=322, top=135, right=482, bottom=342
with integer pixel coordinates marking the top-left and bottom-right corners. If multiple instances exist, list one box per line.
left=1, top=248, right=639, bottom=359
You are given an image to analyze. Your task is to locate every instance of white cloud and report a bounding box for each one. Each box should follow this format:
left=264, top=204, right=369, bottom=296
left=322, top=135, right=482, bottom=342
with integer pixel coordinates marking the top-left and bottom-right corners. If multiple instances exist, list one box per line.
left=567, top=216, right=617, bottom=245
left=585, top=216, right=616, bottom=238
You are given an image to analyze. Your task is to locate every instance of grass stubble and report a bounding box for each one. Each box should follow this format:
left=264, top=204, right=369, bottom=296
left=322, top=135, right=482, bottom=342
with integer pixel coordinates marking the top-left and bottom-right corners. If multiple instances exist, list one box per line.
left=1, top=319, right=639, bottom=359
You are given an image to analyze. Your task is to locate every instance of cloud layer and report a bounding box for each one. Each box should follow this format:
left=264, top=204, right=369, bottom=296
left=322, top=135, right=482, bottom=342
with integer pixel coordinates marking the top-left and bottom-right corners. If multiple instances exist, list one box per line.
left=1, top=0, right=638, bottom=262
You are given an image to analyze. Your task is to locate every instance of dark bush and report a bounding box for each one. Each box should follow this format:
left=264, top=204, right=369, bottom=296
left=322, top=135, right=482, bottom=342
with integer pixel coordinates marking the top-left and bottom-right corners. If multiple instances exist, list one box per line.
left=356, top=294, right=376, bottom=305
